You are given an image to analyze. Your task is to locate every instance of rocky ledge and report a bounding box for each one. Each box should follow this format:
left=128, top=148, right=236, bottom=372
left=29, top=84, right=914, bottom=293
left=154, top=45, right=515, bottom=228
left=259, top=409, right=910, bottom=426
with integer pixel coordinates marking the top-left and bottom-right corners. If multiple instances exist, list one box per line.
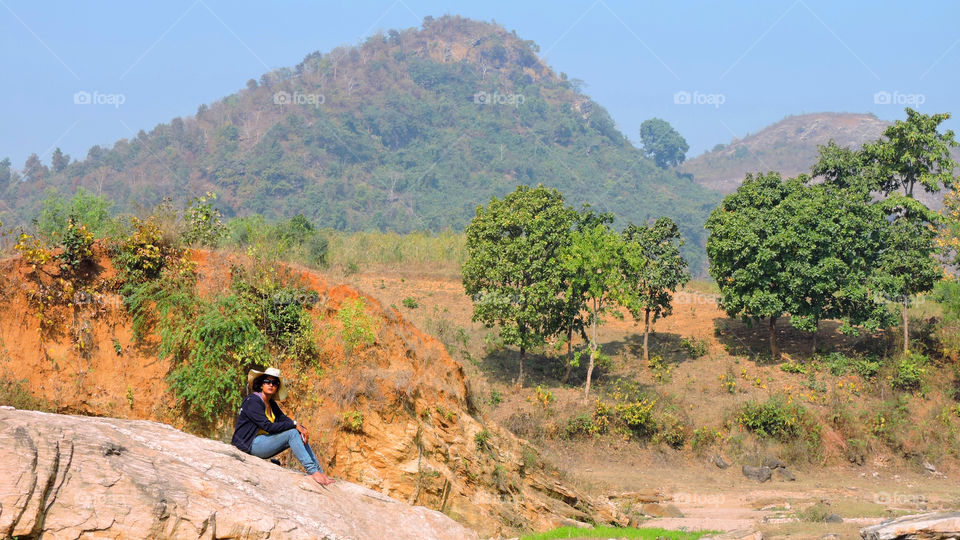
left=0, top=407, right=477, bottom=539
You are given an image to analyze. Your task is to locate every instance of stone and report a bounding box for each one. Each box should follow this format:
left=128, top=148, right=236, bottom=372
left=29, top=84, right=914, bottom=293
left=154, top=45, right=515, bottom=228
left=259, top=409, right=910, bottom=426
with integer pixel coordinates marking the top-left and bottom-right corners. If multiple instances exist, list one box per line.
left=712, top=454, right=730, bottom=469
left=608, top=489, right=665, bottom=503
left=923, top=461, right=937, bottom=474
left=741, top=465, right=772, bottom=483
left=860, top=512, right=960, bottom=540
left=0, top=408, right=478, bottom=540
left=825, top=513, right=843, bottom=523
left=774, top=467, right=796, bottom=482
left=639, top=502, right=684, bottom=518
left=762, top=456, right=787, bottom=470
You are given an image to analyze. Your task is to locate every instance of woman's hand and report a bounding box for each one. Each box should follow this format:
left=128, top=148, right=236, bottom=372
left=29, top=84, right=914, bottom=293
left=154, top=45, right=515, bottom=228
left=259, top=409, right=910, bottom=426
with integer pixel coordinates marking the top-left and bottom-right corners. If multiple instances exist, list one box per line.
left=296, top=423, right=309, bottom=443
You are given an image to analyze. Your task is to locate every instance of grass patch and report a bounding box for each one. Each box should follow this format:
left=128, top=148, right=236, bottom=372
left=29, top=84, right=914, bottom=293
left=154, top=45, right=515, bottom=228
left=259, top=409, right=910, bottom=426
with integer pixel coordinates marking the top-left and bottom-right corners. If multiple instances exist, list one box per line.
left=521, top=526, right=714, bottom=540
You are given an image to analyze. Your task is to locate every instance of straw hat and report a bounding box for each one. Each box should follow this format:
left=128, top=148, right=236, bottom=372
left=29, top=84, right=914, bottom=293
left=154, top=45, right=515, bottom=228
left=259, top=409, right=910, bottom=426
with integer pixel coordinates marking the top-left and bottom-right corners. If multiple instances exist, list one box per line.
left=247, top=367, right=289, bottom=400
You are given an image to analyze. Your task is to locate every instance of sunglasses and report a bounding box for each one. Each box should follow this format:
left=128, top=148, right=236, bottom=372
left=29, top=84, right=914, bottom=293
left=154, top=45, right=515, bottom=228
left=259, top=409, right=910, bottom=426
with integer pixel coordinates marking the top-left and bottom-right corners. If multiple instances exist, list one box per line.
left=262, top=378, right=280, bottom=387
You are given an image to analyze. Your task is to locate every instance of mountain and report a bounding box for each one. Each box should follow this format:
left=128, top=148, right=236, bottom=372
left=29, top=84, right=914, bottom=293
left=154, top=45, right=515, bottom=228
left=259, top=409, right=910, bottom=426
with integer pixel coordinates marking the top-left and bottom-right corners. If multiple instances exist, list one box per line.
left=681, top=112, right=890, bottom=194
left=0, top=15, right=720, bottom=272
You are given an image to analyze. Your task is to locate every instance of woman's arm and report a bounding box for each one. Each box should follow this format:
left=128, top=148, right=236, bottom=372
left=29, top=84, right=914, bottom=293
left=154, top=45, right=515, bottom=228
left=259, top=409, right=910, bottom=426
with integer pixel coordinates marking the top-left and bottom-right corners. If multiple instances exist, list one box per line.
left=242, top=396, right=296, bottom=433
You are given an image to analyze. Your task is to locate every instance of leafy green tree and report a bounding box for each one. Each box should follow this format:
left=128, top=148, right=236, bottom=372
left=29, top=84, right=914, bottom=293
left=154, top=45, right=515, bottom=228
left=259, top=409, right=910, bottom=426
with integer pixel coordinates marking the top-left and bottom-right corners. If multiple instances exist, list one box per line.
left=706, top=172, right=802, bottom=360
left=462, top=185, right=576, bottom=387
left=36, top=188, right=115, bottom=240
left=860, top=109, right=957, bottom=354
left=639, top=118, right=689, bottom=168
left=620, top=217, right=690, bottom=363
left=550, top=206, right=613, bottom=383
left=559, top=222, right=623, bottom=400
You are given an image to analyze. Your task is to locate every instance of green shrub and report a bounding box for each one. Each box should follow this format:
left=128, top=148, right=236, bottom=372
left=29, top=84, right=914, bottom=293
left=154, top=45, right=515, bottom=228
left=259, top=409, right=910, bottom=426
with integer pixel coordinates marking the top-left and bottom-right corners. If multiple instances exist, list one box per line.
left=892, top=353, right=926, bottom=392
left=167, top=295, right=269, bottom=424
left=561, top=413, right=595, bottom=439
left=488, top=389, right=503, bottom=406
left=690, top=427, right=722, bottom=453
left=402, top=297, right=419, bottom=309
left=340, top=410, right=364, bottom=432
left=780, top=362, right=807, bottom=374
left=338, top=298, right=376, bottom=354
left=652, top=412, right=687, bottom=448
left=738, top=396, right=818, bottom=444
left=181, top=192, right=226, bottom=247
left=680, top=336, right=708, bottom=358
left=475, top=428, right=491, bottom=451
left=57, top=217, right=95, bottom=270
left=853, top=356, right=882, bottom=379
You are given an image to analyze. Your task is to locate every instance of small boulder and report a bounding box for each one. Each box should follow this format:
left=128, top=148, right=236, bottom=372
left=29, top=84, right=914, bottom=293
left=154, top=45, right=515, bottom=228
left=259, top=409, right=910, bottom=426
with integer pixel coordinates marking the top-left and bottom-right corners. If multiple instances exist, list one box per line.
left=712, top=454, right=730, bottom=469
left=774, top=467, right=796, bottom=482
left=640, top=502, right=684, bottom=518
left=762, top=456, right=787, bottom=470
left=742, top=465, right=772, bottom=483
left=825, top=513, right=843, bottom=523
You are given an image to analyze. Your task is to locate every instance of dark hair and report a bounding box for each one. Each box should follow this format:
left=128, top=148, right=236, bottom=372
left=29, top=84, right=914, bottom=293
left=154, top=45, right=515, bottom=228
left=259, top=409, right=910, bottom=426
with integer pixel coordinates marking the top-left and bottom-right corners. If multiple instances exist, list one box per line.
left=251, top=375, right=280, bottom=393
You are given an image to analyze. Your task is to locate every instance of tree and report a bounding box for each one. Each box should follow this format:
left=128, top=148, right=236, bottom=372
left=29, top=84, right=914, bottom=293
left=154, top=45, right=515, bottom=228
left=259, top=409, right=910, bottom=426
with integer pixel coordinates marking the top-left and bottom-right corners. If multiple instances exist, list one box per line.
left=51, top=148, right=70, bottom=173
left=462, top=185, right=576, bottom=387
left=706, top=172, right=802, bottom=360
left=860, top=109, right=957, bottom=354
left=620, top=217, right=690, bottom=364
left=0, top=158, right=10, bottom=186
left=639, top=118, right=689, bottom=168
left=23, top=153, right=48, bottom=182
left=549, top=206, right=613, bottom=384
left=559, top=222, right=623, bottom=400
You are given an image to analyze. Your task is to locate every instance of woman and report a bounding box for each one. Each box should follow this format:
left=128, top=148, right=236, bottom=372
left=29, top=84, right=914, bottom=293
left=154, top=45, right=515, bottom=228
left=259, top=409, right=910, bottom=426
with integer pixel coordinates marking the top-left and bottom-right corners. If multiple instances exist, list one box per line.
left=231, top=367, right=335, bottom=486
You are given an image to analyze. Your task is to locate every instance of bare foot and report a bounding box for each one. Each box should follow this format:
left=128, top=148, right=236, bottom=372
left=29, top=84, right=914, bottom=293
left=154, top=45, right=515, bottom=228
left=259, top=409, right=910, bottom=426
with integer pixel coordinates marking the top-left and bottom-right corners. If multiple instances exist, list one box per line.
left=311, top=472, right=335, bottom=486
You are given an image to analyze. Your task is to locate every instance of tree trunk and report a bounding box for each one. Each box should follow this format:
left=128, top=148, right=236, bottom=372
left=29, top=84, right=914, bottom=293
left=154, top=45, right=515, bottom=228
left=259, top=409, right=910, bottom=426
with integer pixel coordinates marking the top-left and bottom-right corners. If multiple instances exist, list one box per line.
left=902, top=299, right=909, bottom=356
left=811, top=320, right=818, bottom=357
left=643, top=308, right=651, bottom=364
left=769, top=316, right=780, bottom=361
left=562, top=327, right=573, bottom=384
left=584, top=303, right=598, bottom=402
left=518, top=346, right=525, bottom=388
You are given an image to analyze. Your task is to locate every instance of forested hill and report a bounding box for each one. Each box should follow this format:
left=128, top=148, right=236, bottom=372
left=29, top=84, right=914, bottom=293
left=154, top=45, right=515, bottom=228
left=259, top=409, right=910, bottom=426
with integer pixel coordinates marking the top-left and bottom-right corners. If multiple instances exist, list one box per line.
left=0, top=15, right=720, bottom=271
left=681, top=112, right=888, bottom=194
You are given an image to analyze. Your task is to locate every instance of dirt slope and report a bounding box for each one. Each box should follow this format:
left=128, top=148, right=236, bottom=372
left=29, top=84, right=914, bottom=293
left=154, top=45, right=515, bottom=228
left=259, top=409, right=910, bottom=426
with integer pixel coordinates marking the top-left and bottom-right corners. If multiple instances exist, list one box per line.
left=0, top=247, right=623, bottom=537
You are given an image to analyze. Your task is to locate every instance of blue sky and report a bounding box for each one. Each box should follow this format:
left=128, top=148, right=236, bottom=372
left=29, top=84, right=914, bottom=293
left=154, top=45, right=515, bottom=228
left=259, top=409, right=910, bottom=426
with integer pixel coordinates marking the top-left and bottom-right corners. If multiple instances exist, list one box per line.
left=1, top=0, right=958, bottom=169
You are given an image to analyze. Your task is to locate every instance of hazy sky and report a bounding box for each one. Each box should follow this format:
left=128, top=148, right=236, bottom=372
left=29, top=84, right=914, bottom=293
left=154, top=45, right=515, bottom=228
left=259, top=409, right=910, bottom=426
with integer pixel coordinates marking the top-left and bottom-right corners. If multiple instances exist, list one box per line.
left=2, top=0, right=958, bottom=169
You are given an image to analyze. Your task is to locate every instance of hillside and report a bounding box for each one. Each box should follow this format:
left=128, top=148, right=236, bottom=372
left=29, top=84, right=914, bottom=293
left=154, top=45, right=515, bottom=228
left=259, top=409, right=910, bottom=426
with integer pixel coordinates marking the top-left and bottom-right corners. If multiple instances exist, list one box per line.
left=0, top=246, right=625, bottom=537
left=0, top=15, right=719, bottom=272
left=682, top=112, right=890, bottom=194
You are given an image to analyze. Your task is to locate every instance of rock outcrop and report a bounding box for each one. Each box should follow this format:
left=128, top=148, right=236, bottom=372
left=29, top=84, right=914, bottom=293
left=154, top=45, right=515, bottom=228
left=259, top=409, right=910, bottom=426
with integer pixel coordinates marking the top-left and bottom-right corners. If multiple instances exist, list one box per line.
left=0, top=407, right=478, bottom=539
left=860, top=512, right=960, bottom=540
left=0, top=249, right=626, bottom=536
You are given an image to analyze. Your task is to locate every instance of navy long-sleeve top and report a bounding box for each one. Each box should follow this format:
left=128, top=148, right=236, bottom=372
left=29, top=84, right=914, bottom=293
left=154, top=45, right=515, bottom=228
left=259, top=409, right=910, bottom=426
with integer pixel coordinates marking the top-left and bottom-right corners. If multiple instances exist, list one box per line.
left=231, top=393, right=296, bottom=453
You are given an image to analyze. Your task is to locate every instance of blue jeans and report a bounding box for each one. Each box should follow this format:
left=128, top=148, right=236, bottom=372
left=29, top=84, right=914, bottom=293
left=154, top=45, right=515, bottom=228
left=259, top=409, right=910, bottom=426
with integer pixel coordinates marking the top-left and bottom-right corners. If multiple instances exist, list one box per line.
left=250, top=429, right=322, bottom=474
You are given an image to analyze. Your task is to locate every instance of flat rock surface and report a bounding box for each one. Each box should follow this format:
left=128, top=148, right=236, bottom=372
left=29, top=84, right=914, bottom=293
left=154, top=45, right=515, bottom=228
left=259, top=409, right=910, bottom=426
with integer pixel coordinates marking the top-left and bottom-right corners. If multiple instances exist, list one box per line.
left=0, top=407, right=478, bottom=540
left=860, top=511, right=960, bottom=540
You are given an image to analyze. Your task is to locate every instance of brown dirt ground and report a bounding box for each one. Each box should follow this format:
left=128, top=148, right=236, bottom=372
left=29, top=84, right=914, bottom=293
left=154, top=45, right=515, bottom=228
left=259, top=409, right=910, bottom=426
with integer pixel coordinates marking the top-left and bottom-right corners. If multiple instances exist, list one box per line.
left=343, top=266, right=960, bottom=538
